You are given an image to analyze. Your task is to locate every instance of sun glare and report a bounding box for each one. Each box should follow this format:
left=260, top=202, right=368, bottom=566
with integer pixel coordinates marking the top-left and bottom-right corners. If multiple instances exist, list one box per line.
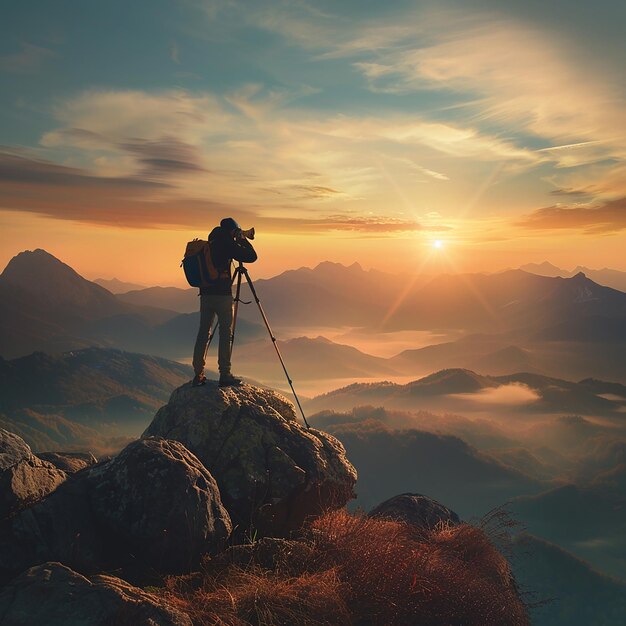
left=433, top=240, right=443, bottom=249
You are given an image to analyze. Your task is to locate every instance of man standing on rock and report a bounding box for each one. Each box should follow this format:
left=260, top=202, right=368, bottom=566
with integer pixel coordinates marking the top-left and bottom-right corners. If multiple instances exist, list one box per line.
left=192, top=217, right=257, bottom=387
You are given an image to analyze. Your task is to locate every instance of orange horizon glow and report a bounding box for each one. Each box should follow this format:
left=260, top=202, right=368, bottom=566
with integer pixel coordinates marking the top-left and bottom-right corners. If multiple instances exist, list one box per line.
left=2, top=207, right=626, bottom=287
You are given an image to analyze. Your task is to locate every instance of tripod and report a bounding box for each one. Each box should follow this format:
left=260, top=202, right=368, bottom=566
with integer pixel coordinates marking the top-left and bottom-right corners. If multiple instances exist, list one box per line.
left=206, top=262, right=310, bottom=429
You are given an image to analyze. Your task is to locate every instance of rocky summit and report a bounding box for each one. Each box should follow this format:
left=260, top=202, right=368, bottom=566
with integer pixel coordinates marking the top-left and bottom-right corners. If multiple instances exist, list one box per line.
left=144, top=381, right=357, bottom=535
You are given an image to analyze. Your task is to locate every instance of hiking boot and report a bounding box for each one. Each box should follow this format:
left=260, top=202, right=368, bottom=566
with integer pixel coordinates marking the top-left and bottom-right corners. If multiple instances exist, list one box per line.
left=219, top=373, right=242, bottom=387
left=192, top=373, right=207, bottom=387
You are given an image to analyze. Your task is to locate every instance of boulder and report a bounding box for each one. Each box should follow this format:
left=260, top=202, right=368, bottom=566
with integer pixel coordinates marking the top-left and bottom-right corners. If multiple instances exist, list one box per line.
left=143, top=382, right=357, bottom=535
left=0, top=438, right=231, bottom=583
left=37, top=451, right=98, bottom=473
left=0, top=429, right=67, bottom=519
left=88, top=437, right=232, bottom=572
left=369, top=493, right=460, bottom=529
left=0, top=562, right=192, bottom=626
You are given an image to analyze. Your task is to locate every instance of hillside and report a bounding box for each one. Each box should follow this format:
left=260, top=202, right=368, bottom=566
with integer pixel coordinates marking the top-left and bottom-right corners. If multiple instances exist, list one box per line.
left=319, top=419, right=542, bottom=517
left=0, top=348, right=194, bottom=451
left=237, top=335, right=402, bottom=380
left=512, top=534, right=626, bottom=626
left=117, top=285, right=198, bottom=313
left=510, top=484, right=626, bottom=580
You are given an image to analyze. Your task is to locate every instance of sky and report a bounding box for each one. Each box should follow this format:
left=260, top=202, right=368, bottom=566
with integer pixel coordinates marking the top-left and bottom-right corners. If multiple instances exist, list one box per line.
left=1, top=0, right=625, bottom=285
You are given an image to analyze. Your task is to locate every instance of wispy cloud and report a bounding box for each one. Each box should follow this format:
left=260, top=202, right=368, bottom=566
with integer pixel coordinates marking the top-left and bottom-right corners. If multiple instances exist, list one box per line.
left=119, top=137, right=208, bottom=180
left=308, top=215, right=426, bottom=233
left=0, top=152, right=166, bottom=190
left=233, top=3, right=625, bottom=198
left=0, top=151, right=437, bottom=234
left=10, top=85, right=539, bottom=231
left=354, top=16, right=625, bottom=155
left=517, top=197, right=626, bottom=234
left=0, top=42, right=56, bottom=73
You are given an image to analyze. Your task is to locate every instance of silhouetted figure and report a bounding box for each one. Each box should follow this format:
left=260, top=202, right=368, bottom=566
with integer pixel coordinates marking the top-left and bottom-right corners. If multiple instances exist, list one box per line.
left=192, top=217, right=257, bottom=387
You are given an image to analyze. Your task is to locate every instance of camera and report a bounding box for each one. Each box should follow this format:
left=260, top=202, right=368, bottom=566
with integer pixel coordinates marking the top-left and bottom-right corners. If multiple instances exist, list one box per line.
left=236, top=227, right=255, bottom=240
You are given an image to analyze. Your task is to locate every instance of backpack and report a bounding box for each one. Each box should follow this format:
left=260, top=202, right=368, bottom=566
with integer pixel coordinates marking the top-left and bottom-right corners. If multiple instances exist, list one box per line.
left=181, top=238, right=229, bottom=288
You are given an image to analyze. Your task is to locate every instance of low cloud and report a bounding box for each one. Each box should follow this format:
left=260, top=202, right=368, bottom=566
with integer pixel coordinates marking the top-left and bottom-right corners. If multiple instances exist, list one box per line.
left=517, top=197, right=626, bottom=234
left=452, top=383, right=540, bottom=406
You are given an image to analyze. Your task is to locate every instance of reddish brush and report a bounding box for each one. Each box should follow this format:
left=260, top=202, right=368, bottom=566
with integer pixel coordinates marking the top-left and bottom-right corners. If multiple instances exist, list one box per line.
left=162, top=509, right=530, bottom=626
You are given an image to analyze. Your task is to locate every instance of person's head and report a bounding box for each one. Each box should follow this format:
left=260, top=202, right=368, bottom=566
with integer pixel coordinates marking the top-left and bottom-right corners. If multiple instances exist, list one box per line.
left=220, top=217, right=241, bottom=237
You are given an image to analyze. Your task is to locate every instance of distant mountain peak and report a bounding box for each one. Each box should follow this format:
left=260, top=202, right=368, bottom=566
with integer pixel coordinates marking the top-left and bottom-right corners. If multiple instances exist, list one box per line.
left=518, top=261, right=566, bottom=278
left=94, top=277, right=146, bottom=294
left=313, top=260, right=364, bottom=273
left=1, top=249, right=82, bottom=282
left=0, top=248, right=129, bottom=324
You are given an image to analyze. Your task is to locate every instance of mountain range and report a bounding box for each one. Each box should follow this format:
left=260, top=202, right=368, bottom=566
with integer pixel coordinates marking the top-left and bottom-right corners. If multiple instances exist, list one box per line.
left=0, top=249, right=263, bottom=360
left=520, top=261, right=626, bottom=292
left=1, top=251, right=625, bottom=386
left=101, top=260, right=626, bottom=335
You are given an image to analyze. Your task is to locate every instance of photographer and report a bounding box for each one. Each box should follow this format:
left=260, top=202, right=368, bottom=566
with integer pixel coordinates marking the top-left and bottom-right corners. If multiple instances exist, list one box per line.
left=192, top=217, right=257, bottom=387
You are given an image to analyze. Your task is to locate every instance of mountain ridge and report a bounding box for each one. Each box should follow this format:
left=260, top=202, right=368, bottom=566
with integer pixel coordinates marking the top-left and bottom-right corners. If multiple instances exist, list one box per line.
left=306, top=367, right=626, bottom=415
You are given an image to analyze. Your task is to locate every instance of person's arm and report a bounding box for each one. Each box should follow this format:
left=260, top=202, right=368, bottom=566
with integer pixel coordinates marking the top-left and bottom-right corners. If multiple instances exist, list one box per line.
left=228, top=237, right=258, bottom=263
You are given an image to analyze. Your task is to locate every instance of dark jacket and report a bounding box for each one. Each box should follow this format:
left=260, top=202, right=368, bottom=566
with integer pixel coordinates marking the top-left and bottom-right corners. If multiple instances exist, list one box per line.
left=199, top=226, right=257, bottom=295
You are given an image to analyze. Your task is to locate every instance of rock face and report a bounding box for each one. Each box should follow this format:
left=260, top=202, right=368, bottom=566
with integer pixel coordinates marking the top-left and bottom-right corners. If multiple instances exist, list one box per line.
left=0, top=429, right=67, bottom=519
left=37, top=451, right=98, bottom=473
left=144, top=382, right=357, bottom=535
left=0, top=438, right=231, bottom=582
left=369, top=493, right=460, bottom=529
left=0, top=562, right=192, bottom=626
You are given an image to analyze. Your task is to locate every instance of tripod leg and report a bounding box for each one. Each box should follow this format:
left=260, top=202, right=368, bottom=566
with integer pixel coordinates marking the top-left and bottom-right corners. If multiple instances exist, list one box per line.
left=231, top=267, right=243, bottom=353
left=242, top=269, right=310, bottom=429
left=206, top=319, right=218, bottom=352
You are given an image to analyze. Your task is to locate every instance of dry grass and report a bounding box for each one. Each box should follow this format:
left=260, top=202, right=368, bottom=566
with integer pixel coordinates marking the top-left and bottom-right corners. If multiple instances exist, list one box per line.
left=164, top=567, right=350, bottom=625
left=162, top=509, right=530, bottom=626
